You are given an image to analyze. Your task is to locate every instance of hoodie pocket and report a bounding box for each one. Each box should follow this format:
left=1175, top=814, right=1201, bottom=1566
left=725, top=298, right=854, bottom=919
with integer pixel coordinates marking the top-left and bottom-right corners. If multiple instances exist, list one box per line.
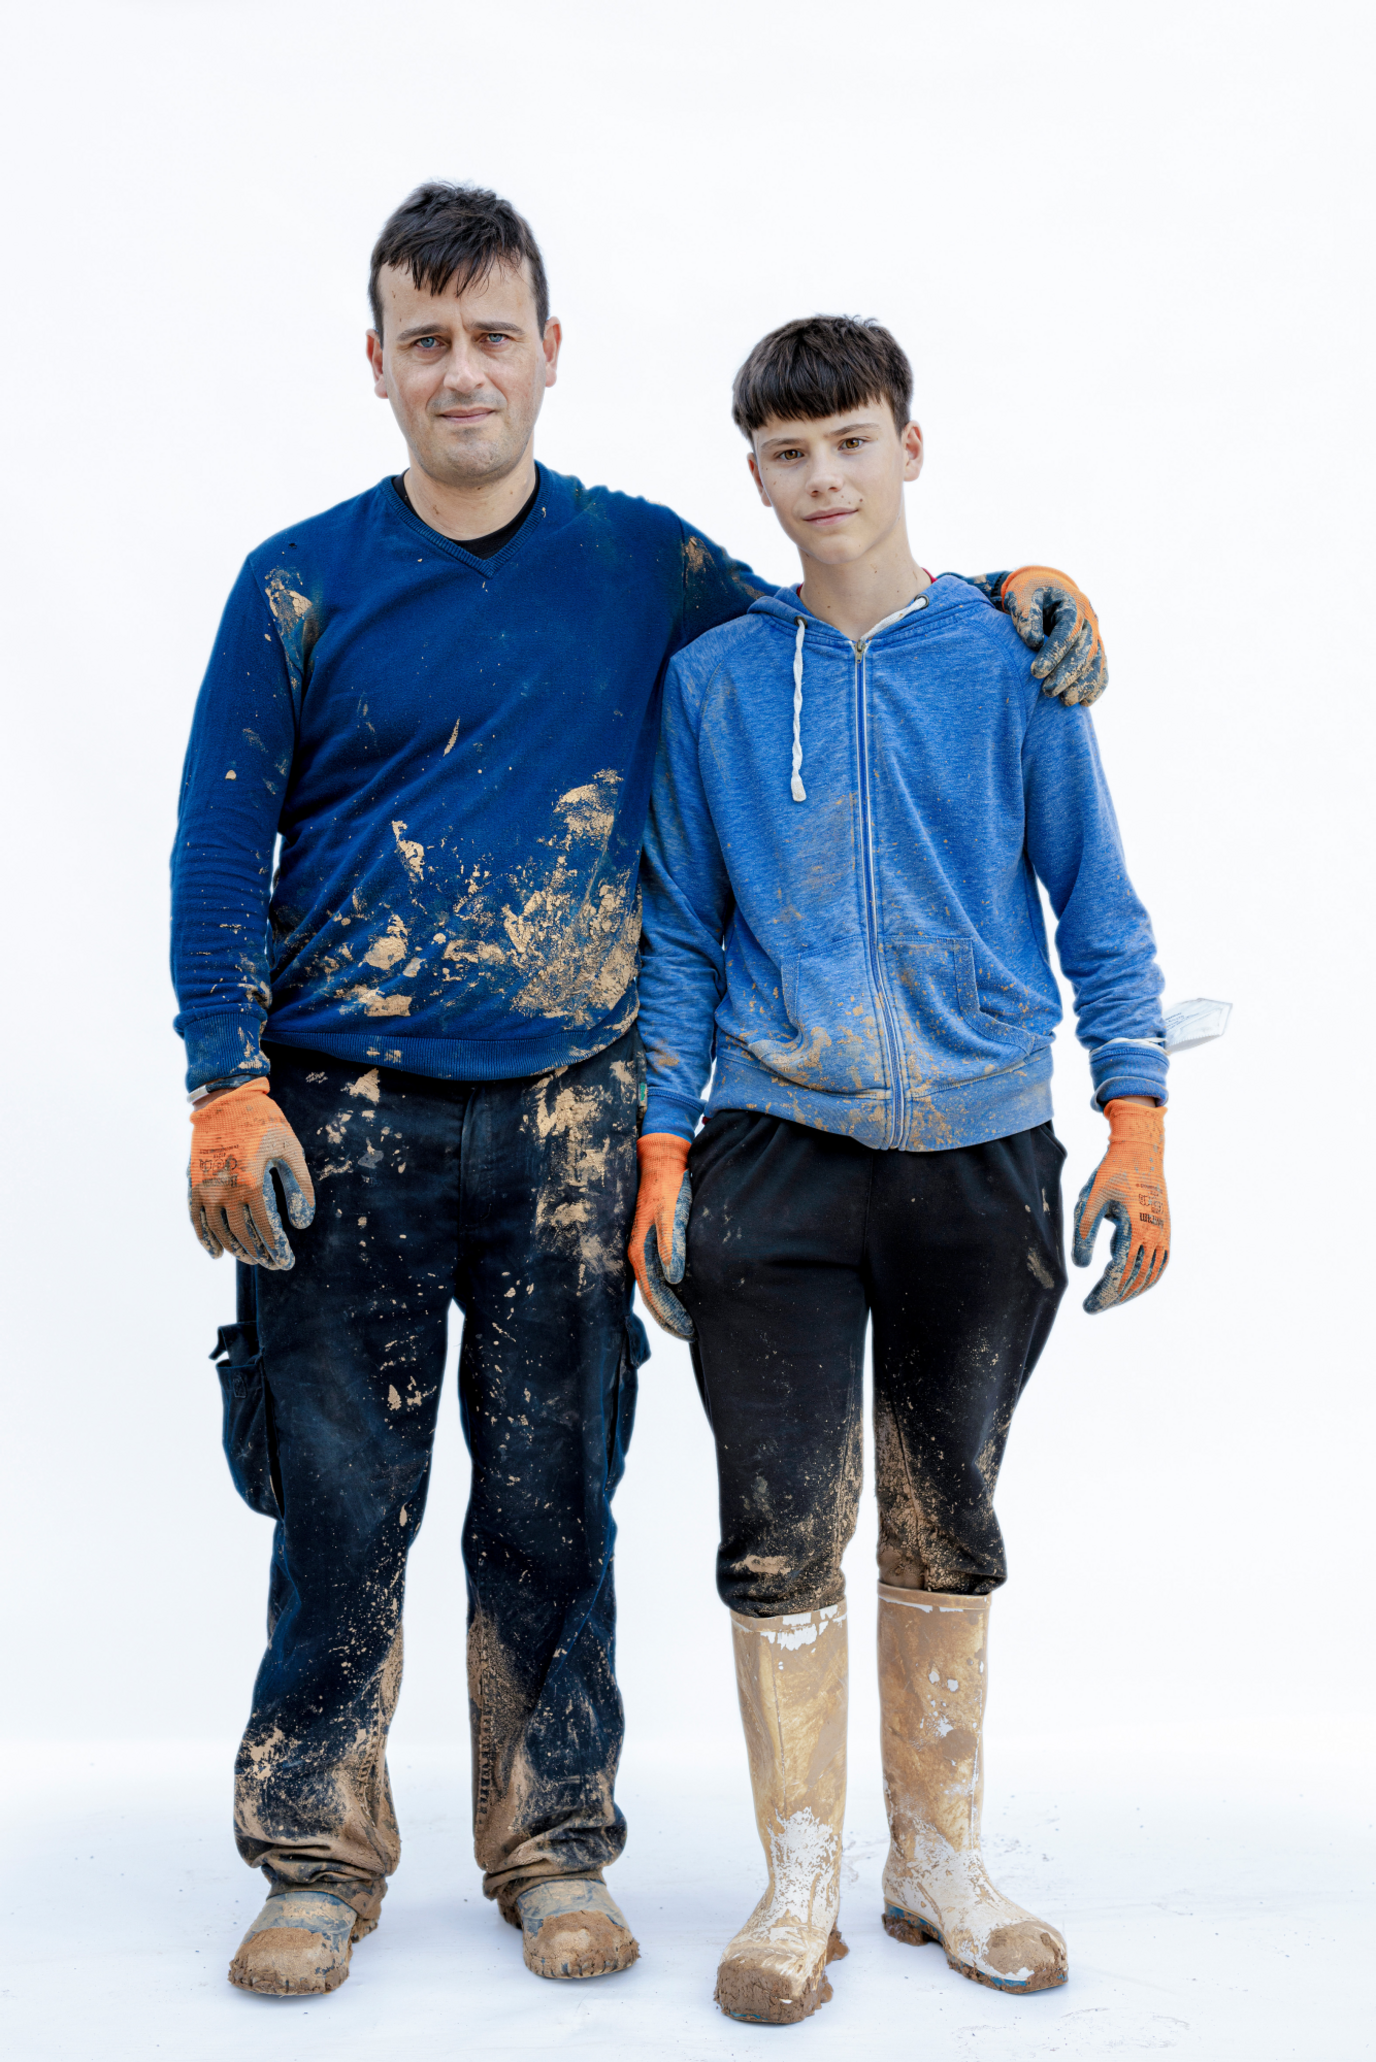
left=882, top=936, right=1034, bottom=1082
left=745, top=940, right=887, bottom=1094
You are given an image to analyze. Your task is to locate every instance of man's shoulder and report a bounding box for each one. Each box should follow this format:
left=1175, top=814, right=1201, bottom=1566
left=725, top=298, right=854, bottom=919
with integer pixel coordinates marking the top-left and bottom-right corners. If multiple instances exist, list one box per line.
left=549, top=470, right=683, bottom=544
left=243, top=481, right=390, bottom=578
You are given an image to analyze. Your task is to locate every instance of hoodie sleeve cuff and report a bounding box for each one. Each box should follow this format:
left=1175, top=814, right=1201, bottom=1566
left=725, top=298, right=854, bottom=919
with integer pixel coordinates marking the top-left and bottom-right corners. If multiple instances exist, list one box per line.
left=640, top=1088, right=703, bottom=1143
left=1091, top=1044, right=1169, bottom=1109
left=177, top=1011, right=270, bottom=1095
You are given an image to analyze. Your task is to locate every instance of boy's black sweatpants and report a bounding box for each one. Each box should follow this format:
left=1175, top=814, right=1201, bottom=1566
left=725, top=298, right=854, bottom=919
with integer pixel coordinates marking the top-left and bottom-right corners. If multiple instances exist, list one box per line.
left=678, top=1110, right=1068, bottom=1613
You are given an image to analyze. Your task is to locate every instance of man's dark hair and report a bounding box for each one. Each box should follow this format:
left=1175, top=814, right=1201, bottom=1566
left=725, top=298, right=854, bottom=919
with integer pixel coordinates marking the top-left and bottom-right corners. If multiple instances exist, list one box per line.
left=732, top=315, right=913, bottom=438
left=369, top=182, right=549, bottom=337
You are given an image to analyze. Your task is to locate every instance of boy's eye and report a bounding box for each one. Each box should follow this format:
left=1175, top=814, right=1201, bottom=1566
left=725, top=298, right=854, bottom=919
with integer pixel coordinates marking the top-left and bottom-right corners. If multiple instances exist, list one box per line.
left=839, top=437, right=866, bottom=450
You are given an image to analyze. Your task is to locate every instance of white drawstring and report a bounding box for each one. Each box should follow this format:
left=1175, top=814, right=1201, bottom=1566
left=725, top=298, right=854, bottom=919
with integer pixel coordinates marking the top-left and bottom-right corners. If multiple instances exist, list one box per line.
left=788, top=591, right=928, bottom=804
left=791, top=617, right=807, bottom=802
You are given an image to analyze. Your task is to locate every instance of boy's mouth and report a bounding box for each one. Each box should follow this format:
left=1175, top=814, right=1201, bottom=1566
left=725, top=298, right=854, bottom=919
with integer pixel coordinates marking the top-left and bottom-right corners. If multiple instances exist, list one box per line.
left=805, top=507, right=857, bottom=526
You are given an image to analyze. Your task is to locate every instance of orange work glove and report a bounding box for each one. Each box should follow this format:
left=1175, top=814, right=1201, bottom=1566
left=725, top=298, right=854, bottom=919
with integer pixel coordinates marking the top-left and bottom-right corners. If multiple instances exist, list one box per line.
left=628, top=1133, right=693, bottom=1339
left=1000, top=566, right=1106, bottom=707
left=188, top=1078, right=316, bottom=1270
left=1072, top=1099, right=1170, bottom=1313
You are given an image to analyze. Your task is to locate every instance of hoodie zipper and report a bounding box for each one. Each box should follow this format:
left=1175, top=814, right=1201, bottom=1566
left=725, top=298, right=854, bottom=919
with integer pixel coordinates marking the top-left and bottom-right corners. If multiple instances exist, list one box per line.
left=853, top=637, right=907, bottom=1148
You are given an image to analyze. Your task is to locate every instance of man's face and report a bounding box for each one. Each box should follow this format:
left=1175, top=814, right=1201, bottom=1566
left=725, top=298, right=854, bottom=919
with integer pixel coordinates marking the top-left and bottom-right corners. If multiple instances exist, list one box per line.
left=748, top=404, right=923, bottom=567
left=367, top=260, right=560, bottom=487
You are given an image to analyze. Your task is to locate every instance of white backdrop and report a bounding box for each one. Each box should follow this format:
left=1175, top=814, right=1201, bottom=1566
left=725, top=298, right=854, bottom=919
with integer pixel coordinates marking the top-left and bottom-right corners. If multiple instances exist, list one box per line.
left=3, top=4, right=1372, bottom=2058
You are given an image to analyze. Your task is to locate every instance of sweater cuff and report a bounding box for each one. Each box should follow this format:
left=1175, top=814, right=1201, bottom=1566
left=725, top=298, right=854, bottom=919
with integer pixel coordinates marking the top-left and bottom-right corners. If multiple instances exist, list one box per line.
left=640, top=1087, right=703, bottom=1143
left=1090, top=1043, right=1169, bottom=1109
left=179, top=1011, right=269, bottom=1095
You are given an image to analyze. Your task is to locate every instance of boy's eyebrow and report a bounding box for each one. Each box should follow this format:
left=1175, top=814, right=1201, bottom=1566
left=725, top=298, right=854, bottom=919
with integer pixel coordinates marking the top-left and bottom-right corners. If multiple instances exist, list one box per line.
left=759, top=416, right=885, bottom=447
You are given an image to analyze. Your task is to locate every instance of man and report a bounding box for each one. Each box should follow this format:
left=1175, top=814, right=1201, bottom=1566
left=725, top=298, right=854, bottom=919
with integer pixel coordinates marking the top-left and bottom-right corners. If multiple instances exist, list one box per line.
left=628, top=314, right=1168, bottom=2023
left=173, top=180, right=1109, bottom=1998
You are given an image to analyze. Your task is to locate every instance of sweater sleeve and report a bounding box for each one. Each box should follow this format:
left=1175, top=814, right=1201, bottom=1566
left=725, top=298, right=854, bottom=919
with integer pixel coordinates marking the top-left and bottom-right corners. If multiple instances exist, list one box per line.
left=1022, top=693, right=1169, bottom=1107
left=677, top=520, right=774, bottom=646
left=637, top=656, right=736, bottom=1139
left=169, top=560, right=298, bottom=1092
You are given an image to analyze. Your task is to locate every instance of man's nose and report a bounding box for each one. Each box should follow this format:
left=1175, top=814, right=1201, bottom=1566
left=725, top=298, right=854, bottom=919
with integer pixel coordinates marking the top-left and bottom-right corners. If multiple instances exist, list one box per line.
left=441, top=345, right=488, bottom=393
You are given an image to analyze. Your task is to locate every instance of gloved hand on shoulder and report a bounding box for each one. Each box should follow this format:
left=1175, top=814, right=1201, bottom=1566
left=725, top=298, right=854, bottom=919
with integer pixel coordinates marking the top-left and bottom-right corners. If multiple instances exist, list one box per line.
left=1072, top=1098, right=1170, bottom=1313
left=628, top=1133, right=694, bottom=1339
left=965, top=565, right=1107, bottom=706
left=188, top=1077, right=315, bottom=1270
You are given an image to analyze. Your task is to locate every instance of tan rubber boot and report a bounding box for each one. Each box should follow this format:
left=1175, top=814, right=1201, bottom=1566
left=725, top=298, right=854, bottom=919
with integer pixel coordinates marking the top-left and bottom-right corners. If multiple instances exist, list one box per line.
left=506, top=1875, right=640, bottom=1979
left=714, top=1602, right=850, bottom=2025
left=228, top=1887, right=373, bottom=1995
left=878, top=1585, right=1067, bottom=1993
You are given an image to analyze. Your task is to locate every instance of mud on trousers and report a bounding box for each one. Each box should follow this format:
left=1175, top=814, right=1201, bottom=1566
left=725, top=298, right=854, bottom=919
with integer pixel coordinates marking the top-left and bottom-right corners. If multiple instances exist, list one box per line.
left=678, top=1111, right=1067, bottom=1611
left=213, top=1030, right=648, bottom=1926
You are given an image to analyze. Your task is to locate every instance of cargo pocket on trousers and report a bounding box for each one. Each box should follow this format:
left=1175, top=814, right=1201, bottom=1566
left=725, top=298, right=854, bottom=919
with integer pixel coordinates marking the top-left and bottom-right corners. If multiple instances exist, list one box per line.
left=210, top=1321, right=282, bottom=1519
left=606, top=1315, right=650, bottom=1496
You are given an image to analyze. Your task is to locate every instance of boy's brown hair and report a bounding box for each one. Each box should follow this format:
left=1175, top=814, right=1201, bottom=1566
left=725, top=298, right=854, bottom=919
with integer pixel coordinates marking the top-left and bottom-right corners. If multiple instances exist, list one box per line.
left=731, top=315, right=913, bottom=437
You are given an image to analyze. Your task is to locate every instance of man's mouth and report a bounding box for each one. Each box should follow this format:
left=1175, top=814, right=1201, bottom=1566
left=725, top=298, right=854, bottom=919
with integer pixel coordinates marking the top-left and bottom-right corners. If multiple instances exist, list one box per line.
left=438, top=406, right=497, bottom=424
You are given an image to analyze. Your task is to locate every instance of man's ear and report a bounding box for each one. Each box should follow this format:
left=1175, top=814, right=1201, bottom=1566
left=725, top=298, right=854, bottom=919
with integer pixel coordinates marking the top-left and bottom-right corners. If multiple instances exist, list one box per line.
left=747, top=450, right=772, bottom=508
left=542, top=317, right=562, bottom=389
left=366, top=329, right=387, bottom=399
left=902, top=419, right=924, bottom=483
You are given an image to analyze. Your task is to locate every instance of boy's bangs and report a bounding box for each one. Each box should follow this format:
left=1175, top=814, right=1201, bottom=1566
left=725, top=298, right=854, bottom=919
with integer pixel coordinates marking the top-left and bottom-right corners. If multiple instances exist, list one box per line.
left=732, top=316, right=913, bottom=436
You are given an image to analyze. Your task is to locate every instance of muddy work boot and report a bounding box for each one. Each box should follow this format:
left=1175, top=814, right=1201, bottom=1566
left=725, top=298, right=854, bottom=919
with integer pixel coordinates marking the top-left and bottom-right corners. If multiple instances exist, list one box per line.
left=878, top=1585, right=1067, bottom=1993
left=508, top=1876, right=640, bottom=1980
left=715, top=1602, right=849, bottom=2025
left=228, top=1886, right=371, bottom=1995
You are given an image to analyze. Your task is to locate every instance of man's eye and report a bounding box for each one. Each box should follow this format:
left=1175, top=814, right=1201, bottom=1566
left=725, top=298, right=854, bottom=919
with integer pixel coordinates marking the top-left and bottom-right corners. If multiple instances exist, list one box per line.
left=483, top=332, right=511, bottom=344
left=415, top=337, right=441, bottom=350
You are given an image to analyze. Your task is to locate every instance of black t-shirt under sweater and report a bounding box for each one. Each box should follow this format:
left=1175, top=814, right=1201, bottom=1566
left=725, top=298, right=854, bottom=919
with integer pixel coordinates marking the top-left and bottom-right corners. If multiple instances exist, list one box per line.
left=391, top=470, right=540, bottom=557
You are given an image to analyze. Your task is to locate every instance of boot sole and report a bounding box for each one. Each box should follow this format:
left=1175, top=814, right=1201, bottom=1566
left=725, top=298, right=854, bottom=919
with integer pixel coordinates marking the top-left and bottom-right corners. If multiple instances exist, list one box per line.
left=227, top=1913, right=373, bottom=1996
left=716, top=1927, right=848, bottom=2024
left=882, top=1906, right=1067, bottom=1994
left=522, top=1931, right=640, bottom=1981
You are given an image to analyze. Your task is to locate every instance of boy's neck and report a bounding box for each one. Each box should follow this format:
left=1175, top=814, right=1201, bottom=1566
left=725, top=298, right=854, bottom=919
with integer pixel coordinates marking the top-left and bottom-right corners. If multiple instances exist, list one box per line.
left=798, top=518, right=931, bottom=643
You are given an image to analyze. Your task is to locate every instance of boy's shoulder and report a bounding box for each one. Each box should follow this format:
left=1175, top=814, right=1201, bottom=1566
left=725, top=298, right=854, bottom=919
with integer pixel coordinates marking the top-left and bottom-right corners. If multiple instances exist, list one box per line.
left=669, top=591, right=796, bottom=683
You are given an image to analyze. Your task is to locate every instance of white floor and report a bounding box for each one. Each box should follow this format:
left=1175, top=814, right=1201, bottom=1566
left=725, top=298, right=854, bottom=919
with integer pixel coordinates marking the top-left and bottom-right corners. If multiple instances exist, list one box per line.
left=3, top=1729, right=1368, bottom=2062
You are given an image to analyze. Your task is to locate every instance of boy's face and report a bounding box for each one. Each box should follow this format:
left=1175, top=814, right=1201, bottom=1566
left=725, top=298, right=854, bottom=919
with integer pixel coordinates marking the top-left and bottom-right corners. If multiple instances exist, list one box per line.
left=748, top=403, right=923, bottom=567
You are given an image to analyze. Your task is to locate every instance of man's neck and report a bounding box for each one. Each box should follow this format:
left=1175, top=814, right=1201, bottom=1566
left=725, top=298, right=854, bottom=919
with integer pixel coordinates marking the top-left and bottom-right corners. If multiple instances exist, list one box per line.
left=798, top=522, right=931, bottom=642
left=401, top=452, right=538, bottom=543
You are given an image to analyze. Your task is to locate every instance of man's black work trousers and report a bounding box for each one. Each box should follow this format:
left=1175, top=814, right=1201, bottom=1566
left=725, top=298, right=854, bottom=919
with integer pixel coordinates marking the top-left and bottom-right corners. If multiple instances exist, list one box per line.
left=213, top=1031, right=647, bottom=1925
left=678, top=1111, right=1067, bottom=1615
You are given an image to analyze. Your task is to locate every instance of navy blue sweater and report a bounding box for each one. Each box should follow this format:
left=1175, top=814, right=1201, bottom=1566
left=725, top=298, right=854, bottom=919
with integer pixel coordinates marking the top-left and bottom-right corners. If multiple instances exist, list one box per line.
left=171, top=470, right=766, bottom=1090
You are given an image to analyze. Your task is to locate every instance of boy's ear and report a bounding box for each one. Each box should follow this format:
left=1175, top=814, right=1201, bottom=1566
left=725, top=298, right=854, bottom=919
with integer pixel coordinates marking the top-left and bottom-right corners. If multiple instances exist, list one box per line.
left=902, top=420, right=924, bottom=482
left=747, top=449, right=773, bottom=508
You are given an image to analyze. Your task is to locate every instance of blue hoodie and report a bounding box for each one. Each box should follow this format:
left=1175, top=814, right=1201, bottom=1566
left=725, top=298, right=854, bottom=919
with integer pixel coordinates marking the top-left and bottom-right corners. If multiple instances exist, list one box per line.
left=638, top=577, right=1168, bottom=1151
left=170, top=468, right=765, bottom=1091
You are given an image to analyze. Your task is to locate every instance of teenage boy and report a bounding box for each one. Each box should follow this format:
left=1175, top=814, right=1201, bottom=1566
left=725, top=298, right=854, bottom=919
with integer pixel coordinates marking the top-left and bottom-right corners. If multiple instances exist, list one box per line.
left=630, top=315, right=1171, bottom=2025
left=175, top=181, right=1114, bottom=1999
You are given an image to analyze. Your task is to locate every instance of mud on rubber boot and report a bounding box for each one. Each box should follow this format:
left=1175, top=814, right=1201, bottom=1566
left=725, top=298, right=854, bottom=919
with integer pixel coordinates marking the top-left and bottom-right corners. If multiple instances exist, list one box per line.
left=228, top=1888, right=365, bottom=1996
left=877, top=1585, right=1067, bottom=1993
left=512, top=1877, right=640, bottom=1980
left=716, top=1922, right=848, bottom=2026
left=714, top=1603, right=850, bottom=2025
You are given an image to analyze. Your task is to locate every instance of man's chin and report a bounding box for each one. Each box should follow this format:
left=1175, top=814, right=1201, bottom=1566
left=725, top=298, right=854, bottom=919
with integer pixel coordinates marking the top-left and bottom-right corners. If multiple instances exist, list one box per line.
left=417, top=436, right=521, bottom=487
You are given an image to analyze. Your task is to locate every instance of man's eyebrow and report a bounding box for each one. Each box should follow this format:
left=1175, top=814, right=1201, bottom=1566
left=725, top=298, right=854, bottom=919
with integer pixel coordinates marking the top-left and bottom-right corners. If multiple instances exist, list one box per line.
left=395, top=321, right=452, bottom=341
